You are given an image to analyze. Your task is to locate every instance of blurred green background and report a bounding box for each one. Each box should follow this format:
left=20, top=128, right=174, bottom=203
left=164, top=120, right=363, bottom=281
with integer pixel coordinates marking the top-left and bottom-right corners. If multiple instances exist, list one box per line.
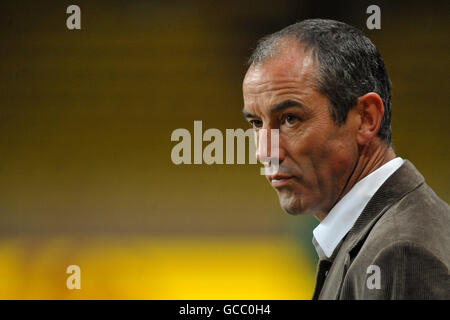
left=0, top=0, right=448, bottom=299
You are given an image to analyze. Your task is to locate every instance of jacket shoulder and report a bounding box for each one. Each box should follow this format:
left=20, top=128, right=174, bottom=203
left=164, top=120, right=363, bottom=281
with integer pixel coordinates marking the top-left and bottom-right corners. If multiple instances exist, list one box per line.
left=348, top=240, right=449, bottom=299
left=339, top=161, right=450, bottom=299
left=365, top=182, right=450, bottom=265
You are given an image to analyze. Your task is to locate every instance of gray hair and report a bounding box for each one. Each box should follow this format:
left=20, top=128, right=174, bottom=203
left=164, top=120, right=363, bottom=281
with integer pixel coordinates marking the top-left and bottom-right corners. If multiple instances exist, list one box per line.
left=248, top=19, right=392, bottom=144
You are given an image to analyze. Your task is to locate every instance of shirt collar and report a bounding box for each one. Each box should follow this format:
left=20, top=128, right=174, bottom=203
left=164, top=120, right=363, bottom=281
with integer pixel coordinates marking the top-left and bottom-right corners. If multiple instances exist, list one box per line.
left=312, top=157, right=404, bottom=259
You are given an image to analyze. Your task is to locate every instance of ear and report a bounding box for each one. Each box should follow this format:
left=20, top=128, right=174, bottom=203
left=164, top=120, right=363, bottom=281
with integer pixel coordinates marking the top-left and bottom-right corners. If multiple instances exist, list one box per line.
left=355, top=92, right=384, bottom=145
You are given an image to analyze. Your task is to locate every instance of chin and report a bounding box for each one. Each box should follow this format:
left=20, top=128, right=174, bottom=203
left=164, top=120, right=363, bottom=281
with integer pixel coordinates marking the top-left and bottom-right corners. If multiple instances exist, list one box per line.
left=279, top=195, right=309, bottom=216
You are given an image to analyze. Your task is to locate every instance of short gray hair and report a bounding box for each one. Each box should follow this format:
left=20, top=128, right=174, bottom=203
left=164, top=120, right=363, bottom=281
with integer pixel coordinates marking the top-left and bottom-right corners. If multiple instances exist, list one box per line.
left=248, top=19, right=392, bottom=144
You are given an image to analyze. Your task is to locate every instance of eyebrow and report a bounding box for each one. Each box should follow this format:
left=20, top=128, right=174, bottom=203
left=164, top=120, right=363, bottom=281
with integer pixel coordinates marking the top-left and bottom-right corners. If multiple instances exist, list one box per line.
left=242, top=99, right=305, bottom=119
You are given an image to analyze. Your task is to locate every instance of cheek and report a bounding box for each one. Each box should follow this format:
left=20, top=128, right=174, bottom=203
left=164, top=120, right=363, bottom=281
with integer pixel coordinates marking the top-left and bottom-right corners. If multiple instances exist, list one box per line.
left=283, top=116, right=356, bottom=174
left=289, top=114, right=334, bottom=152
left=294, top=125, right=356, bottom=189
left=317, top=131, right=358, bottom=191
left=285, top=121, right=334, bottom=170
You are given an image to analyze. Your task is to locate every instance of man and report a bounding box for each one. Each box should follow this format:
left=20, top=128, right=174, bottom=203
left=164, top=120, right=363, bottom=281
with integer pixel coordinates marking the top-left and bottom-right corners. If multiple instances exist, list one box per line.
left=242, top=19, right=449, bottom=299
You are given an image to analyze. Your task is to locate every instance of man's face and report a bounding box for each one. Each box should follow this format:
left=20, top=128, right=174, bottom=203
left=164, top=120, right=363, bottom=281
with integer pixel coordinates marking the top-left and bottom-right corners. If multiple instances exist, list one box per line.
left=242, top=41, right=359, bottom=217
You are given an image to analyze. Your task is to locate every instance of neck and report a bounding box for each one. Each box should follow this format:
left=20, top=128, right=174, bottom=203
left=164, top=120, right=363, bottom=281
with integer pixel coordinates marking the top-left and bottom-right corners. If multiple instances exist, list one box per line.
left=315, top=139, right=396, bottom=221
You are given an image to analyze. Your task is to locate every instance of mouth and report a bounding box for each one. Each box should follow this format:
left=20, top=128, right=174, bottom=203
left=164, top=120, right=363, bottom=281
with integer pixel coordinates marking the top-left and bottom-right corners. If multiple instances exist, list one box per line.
left=268, top=174, right=295, bottom=188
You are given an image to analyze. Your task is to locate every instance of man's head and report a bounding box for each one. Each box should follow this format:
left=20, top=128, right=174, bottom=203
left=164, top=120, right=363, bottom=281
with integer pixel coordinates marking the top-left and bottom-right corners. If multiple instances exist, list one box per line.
left=242, top=19, right=393, bottom=218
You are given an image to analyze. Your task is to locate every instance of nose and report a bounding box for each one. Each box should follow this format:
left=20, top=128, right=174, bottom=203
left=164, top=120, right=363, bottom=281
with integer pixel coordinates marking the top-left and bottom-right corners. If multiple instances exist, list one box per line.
left=256, top=128, right=285, bottom=166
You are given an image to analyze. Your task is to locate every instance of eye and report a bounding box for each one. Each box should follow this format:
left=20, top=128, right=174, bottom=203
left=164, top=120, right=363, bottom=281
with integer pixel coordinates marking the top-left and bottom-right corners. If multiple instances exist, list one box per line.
left=282, top=114, right=300, bottom=126
left=249, top=119, right=263, bottom=129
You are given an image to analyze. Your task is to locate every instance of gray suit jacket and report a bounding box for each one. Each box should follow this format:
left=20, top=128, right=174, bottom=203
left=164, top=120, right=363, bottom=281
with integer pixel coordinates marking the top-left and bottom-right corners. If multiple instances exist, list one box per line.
left=312, top=160, right=449, bottom=299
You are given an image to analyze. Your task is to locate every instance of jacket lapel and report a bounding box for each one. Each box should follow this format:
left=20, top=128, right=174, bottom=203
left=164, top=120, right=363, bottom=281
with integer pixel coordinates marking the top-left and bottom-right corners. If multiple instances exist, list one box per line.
left=315, top=238, right=348, bottom=299
left=344, top=160, right=424, bottom=259
left=312, top=259, right=332, bottom=300
left=312, top=238, right=345, bottom=299
left=315, top=160, right=425, bottom=299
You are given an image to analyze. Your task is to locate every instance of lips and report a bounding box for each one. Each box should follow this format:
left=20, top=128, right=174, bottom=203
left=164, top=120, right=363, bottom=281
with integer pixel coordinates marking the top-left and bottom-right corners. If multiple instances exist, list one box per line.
left=268, top=174, right=294, bottom=187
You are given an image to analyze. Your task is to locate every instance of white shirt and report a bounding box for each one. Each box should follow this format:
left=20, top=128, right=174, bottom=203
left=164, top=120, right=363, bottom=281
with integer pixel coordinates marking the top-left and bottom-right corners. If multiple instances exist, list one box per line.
left=312, top=157, right=404, bottom=260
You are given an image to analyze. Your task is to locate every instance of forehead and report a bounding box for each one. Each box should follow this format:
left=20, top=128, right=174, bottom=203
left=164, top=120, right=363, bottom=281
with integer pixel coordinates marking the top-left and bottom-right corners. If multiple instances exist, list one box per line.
left=243, top=40, right=317, bottom=96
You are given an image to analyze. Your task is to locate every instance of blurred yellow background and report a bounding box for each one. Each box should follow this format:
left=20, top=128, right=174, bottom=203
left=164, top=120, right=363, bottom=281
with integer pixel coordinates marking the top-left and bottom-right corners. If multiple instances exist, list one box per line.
left=0, top=1, right=448, bottom=299
left=0, top=236, right=315, bottom=299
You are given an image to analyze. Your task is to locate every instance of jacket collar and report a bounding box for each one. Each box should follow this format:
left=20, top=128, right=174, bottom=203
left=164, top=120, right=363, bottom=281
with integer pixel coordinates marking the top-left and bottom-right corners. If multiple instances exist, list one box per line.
left=312, top=160, right=425, bottom=299
left=344, top=160, right=425, bottom=258
left=312, top=158, right=404, bottom=259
